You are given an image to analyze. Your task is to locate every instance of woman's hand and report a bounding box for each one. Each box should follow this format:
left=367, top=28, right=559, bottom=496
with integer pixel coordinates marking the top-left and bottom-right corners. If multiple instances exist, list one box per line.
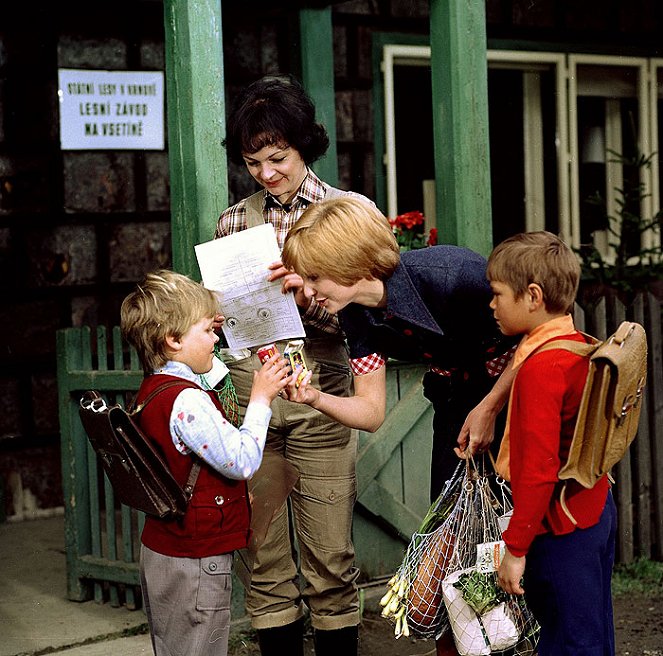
left=455, top=363, right=515, bottom=457
left=282, top=368, right=318, bottom=405
left=212, top=313, right=225, bottom=333
left=454, top=397, right=498, bottom=458
left=268, top=261, right=310, bottom=308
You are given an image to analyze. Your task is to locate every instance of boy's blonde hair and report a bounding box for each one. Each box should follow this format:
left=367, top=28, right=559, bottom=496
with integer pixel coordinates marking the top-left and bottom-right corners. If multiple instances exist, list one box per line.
left=282, top=197, right=400, bottom=285
left=487, top=231, right=580, bottom=314
left=121, top=270, right=219, bottom=374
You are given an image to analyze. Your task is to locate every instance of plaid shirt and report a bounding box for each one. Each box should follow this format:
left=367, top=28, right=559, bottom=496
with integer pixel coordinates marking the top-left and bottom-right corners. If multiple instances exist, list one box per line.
left=215, top=169, right=369, bottom=335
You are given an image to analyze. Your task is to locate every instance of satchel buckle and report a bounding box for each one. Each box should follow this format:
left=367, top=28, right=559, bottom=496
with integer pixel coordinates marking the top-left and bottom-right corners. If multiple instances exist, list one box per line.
left=80, top=395, right=107, bottom=413
left=618, top=378, right=645, bottom=426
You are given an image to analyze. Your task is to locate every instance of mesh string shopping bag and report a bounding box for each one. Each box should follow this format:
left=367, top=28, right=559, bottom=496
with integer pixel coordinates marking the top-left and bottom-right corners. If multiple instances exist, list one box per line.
left=379, top=462, right=464, bottom=640
left=380, top=456, right=539, bottom=655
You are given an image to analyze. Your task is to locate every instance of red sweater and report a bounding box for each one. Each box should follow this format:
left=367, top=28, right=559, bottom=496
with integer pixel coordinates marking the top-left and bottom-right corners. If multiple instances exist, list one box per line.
left=503, top=334, right=610, bottom=557
left=136, top=374, right=252, bottom=558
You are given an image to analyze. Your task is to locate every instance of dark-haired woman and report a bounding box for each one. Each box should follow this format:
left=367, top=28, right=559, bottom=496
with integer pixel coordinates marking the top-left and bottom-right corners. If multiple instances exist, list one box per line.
left=213, top=75, right=372, bottom=656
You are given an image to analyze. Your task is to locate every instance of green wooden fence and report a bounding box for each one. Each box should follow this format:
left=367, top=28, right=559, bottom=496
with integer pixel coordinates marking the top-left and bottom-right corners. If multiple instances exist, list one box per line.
left=57, top=291, right=662, bottom=610
left=56, top=325, right=433, bottom=611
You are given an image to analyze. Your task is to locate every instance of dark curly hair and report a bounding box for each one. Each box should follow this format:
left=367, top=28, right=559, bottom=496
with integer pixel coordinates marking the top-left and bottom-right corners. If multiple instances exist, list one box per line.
left=223, top=75, right=329, bottom=165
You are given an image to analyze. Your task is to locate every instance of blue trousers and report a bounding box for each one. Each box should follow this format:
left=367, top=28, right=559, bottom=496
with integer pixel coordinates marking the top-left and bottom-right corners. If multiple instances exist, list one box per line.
left=524, top=492, right=617, bottom=656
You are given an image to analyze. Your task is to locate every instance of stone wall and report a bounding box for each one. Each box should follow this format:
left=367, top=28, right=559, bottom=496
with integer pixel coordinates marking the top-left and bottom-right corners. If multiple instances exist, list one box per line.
left=0, top=3, right=170, bottom=516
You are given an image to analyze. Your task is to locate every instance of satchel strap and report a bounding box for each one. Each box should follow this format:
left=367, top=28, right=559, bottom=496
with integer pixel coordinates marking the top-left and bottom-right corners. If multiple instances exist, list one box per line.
left=129, top=379, right=200, bottom=413
left=534, top=332, right=600, bottom=358
left=130, top=379, right=204, bottom=500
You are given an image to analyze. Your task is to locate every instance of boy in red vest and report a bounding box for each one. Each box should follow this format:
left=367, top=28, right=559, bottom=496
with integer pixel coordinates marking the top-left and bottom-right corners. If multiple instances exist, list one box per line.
left=121, top=270, right=291, bottom=656
left=489, top=233, right=616, bottom=655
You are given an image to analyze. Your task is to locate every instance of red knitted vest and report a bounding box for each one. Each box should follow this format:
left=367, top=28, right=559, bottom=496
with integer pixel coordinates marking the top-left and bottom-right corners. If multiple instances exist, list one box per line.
left=136, top=374, right=251, bottom=557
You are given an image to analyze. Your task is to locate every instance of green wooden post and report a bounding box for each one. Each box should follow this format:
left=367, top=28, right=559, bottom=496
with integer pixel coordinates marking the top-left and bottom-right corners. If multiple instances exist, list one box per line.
left=163, top=0, right=228, bottom=278
left=430, top=0, right=492, bottom=255
left=57, top=328, right=93, bottom=601
left=298, top=8, right=338, bottom=187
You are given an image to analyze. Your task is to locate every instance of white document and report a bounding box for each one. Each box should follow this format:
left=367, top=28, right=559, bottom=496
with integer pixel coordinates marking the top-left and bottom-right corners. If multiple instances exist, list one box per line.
left=195, top=224, right=305, bottom=351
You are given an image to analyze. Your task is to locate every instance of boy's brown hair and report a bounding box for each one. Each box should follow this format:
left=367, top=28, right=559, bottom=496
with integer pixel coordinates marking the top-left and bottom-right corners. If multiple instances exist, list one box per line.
left=282, top=197, right=400, bottom=285
left=121, top=270, right=218, bottom=375
left=487, top=231, right=580, bottom=314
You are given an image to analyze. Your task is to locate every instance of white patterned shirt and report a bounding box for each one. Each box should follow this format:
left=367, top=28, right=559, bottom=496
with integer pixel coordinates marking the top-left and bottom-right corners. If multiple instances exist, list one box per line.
left=156, top=361, right=270, bottom=480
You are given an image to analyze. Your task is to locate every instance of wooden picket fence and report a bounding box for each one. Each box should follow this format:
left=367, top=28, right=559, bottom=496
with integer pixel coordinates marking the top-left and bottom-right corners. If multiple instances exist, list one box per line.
left=56, top=291, right=663, bottom=607
left=572, top=291, right=663, bottom=563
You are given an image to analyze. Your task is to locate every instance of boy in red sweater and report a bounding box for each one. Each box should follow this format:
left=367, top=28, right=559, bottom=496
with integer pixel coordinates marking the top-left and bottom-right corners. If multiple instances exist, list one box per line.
left=121, top=270, right=291, bottom=656
left=489, top=233, right=616, bottom=655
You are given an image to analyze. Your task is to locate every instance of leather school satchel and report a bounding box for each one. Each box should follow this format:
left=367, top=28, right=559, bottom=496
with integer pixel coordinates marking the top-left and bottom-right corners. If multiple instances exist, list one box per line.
left=537, top=321, right=647, bottom=516
left=79, top=381, right=201, bottom=519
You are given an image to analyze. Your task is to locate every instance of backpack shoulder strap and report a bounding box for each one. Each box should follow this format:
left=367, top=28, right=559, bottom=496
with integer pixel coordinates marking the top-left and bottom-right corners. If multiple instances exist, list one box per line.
left=244, top=190, right=267, bottom=228
left=130, top=379, right=201, bottom=414
left=534, top=333, right=600, bottom=358
left=130, top=379, right=204, bottom=496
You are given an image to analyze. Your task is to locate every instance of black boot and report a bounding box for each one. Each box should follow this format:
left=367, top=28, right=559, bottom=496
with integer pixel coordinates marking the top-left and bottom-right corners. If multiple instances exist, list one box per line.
left=313, top=625, right=359, bottom=656
left=256, top=617, right=304, bottom=656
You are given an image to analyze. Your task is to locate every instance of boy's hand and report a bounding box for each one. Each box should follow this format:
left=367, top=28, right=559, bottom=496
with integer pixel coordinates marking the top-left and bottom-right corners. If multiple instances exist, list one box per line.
left=250, top=353, right=292, bottom=405
left=497, top=549, right=525, bottom=595
left=267, top=261, right=309, bottom=308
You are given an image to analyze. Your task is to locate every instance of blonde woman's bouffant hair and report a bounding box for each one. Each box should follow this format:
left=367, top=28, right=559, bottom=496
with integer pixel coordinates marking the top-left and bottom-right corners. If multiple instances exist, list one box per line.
left=121, top=270, right=219, bottom=375
left=487, top=231, right=580, bottom=314
left=282, top=197, right=400, bottom=285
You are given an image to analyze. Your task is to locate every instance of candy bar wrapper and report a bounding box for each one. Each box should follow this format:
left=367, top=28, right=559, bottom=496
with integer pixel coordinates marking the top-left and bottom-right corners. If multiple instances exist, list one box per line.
left=284, top=339, right=308, bottom=386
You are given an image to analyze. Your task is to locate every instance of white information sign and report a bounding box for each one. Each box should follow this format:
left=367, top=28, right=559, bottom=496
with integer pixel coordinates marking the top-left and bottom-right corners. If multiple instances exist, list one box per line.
left=58, top=69, right=164, bottom=150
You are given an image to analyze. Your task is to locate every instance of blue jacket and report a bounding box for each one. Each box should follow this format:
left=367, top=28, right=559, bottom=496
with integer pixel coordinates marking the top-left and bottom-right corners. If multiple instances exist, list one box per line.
left=339, top=245, right=513, bottom=374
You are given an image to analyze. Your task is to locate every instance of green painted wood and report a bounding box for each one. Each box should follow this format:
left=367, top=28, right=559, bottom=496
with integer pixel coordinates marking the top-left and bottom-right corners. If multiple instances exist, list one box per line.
left=90, top=328, right=106, bottom=602
left=59, top=370, right=143, bottom=392
left=298, top=8, right=338, bottom=187
left=354, top=363, right=433, bottom=578
left=163, top=0, right=228, bottom=278
left=359, top=479, right=422, bottom=542
left=356, top=381, right=431, bottom=495
left=113, top=327, right=139, bottom=609
left=430, top=0, right=493, bottom=255
left=78, top=555, right=141, bottom=585
left=57, top=328, right=92, bottom=601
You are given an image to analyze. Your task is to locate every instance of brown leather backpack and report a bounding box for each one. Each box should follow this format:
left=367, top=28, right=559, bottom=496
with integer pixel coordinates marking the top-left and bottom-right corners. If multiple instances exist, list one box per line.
left=78, top=381, right=201, bottom=519
left=537, top=321, right=647, bottom=522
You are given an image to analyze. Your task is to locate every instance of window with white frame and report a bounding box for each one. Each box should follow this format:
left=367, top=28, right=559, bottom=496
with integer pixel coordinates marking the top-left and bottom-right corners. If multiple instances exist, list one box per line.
left=381, top=46, right=662, bottom=259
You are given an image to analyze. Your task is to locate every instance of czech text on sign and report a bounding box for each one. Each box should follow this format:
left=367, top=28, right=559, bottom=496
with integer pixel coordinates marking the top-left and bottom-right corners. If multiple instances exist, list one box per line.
left=58, top=69, right=164, bottom=150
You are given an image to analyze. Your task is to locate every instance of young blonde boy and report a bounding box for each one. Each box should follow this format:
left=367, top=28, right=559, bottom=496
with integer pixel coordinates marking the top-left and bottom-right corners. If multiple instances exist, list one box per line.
left=489, top=232, right=616, bottom=655
left=121, top=270, right=290, bottom=656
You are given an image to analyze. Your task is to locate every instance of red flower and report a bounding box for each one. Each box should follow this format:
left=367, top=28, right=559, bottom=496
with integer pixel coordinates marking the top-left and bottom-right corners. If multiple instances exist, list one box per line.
left=396, top=211, right=424, bottom=229
left=389, top=210, right=437, bottom=251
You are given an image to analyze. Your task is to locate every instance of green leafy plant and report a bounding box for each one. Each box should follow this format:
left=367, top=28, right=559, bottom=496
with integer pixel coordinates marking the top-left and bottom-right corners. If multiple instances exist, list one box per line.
left=612, top=557, right=663, bottom=596
left=453, top=570, right=507, bottom=615
left=576, top=150, right=663, bottom=294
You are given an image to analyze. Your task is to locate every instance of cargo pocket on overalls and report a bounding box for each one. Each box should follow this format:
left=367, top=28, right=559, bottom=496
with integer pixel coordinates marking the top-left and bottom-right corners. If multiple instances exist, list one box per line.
left=297, top=474, right=356, bottom=552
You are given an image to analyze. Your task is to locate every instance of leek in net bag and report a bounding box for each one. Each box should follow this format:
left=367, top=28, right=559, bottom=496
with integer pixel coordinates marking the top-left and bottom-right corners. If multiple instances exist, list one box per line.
left=380, top=457, right=539, bottom=655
